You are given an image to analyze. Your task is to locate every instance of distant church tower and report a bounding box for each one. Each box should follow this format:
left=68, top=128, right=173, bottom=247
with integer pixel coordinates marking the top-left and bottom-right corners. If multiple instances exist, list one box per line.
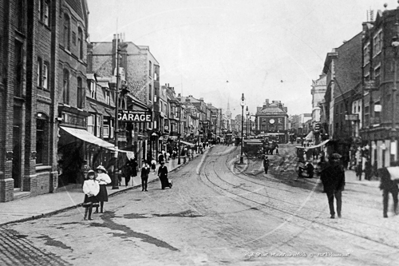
left=226, top=98, right=232, bottom=120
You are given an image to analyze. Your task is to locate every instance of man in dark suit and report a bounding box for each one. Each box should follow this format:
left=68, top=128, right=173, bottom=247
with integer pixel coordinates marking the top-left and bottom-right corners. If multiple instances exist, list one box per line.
left=378, top=167, right=399, bottom=218
left=320, top=153, right=345, bottom=219
left=263, top=155, right=269, bottom=174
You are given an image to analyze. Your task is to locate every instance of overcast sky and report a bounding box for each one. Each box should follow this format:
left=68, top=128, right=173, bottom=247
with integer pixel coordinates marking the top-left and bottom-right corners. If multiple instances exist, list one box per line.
left=87, top=0, right=396, bottom=116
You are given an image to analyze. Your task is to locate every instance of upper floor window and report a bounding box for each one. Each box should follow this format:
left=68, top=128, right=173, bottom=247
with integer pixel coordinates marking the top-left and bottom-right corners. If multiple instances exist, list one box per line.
left=105, top=90, right=110, bottom=105
left=149, top=84, right=152, bottom=101
left=77, top=77, right=84, bottom=109
left=37, top=57, right=42, bottom=88
left=17, top=0, right=25, bottom=31
left=39, top=0, right=50, bottom=26
left=373, top=30, right=383, bottom=56
left=149, top=61, right=152, bottom=76
left=14, top=41, right=24, bottom=97
left=363, top=42, right=370, bottom=66
left=87, top=115, right=94, bottom=134
left=63, top=14, right=70, bottom=50
left=78, top=27, right=83, bottom=59
left=63, top=69, right=70, bottom=104
left=88, top=79, right=96, bottom=99
left=42, top=62, right=49, bottom=90
left=374, top=64, right=381, bottom=78
left=36, top=58, right=49, bottom=90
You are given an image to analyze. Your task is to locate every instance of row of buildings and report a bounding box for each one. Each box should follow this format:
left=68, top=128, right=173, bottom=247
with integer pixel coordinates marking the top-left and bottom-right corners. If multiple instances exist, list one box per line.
left=0, top=0, right=224, bottom=202
left=310, top=5, right=399, bottom=169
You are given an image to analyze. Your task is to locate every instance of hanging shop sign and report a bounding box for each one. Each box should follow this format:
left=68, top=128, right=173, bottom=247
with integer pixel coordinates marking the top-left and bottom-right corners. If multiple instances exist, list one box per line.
left=118, top=110, right=152, bottom=122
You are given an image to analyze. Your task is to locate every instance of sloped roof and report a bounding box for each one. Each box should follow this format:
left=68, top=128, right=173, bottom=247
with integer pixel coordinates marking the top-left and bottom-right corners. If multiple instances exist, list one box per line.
left=65, top=0, right=84, bottom=18
left=257, top=106, right=286, bottom=115
left=91, top=42, right=112, bottom=55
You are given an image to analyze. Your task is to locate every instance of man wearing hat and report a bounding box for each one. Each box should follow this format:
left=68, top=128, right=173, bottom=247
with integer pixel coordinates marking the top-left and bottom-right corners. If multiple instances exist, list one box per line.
left=95, top=165, right=112, bottom=213
left=158, top=161, right=172, bottom=189
left=320, top=153, right=346, bottom=219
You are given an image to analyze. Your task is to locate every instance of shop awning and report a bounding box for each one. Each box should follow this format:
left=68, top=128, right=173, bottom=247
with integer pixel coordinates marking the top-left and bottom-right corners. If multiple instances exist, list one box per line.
left=61, top=126, right=115, bottom=150
left=180, top=140, right=195, bottom=147
left=305, top=131, right=314, bottom=141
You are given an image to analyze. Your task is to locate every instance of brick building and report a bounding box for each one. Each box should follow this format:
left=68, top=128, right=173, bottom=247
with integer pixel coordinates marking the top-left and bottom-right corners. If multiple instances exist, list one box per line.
left=360, top=8, right=399, bottom=168
left=0, top=0, right=89, bottom=202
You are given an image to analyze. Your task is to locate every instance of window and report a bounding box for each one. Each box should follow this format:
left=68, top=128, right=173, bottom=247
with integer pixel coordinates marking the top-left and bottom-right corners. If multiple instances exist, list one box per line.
left=77, top=77, right=84, bottom=108
left=149, top=84, right=152, bottom=101
left=17, top=0, right=25, bottom=31
left=63, top=14, right=70, bottom=50
left=37, top=57, right=42, bottom=87
left=63, top=69, right=69, bottom=104
left=14, top=41, right=23, bottom=97
left=87, top=115, right=94, bottom=134
left=103, top=124, right=110, bottom=138
left=96, top=115, right=101, bottom=137
left=43, top=0, right=49, bottom=26
left=39, top=0, right=50, bottom=26
left=105, top=90, right=110, bottom=105
left=42, top=62, right=49, bottom=90
left=37, top=59, right=49, bottom=90
left=36, top=114, right=48, bottom=164
left=363, top=42, right=370, bottom=66
left=72, top=31, right=76, bottom=45
left=373, top=30, right=383, bottom=56
left=374, top=64, right=381, bottom=78
left=88, top=80, right=96, bottom=99
left=78, top=28, right=83, bottom=59
left=149, top=61, right=152, bottom=76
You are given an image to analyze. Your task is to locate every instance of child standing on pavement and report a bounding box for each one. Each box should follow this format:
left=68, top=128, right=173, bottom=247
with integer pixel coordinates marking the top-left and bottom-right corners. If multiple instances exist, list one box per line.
left=151, top=159, right=156, bottom=172
left=95, top=165, right=112, bottom=213
left=82, top=170, right=100, bottom=220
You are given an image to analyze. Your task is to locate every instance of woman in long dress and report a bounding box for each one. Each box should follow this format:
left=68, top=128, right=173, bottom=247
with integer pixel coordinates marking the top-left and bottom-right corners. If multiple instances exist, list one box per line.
left=158, top=161, right=172, bottom=189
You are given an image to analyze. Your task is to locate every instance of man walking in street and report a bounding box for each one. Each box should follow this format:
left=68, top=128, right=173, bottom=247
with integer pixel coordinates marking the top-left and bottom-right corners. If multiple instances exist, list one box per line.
left=263, top=155, right=269, bottom=174
left=377, top=167, right=399, bottom=218
left=320, top=153, right=345, bottom=219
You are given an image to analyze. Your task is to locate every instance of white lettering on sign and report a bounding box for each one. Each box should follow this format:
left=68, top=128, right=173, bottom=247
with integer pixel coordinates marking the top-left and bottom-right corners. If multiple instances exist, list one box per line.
left=118, top=111, right=152, bottom=122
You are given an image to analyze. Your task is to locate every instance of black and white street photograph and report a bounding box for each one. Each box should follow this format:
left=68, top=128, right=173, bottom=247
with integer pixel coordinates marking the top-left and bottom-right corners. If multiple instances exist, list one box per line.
left=1, top=0, right=399, bottom=265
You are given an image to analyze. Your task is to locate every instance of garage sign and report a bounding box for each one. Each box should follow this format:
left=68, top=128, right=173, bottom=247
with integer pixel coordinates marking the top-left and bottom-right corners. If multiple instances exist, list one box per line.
left=118, top=110, right=152, bottom=122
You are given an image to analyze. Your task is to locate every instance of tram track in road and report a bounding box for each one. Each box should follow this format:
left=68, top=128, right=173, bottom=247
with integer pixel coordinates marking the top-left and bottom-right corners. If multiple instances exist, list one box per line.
left=228, top=148, right=399, bottom=231
left=198, top=146, right=399, bottom=251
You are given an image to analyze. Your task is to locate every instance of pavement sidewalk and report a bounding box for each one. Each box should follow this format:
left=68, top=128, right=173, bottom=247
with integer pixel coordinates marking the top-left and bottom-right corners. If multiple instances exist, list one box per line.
left=0, top=152, right=202, bottom=226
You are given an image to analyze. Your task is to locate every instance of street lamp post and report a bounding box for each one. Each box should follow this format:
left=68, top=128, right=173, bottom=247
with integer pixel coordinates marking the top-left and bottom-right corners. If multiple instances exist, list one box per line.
left=246, top=106, right=249, bottom=138
left=391, top=21, right=399, bottom=162
left=178, top=104, right=181, bottom=165
left=240, top=93, right=245, bottom=163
